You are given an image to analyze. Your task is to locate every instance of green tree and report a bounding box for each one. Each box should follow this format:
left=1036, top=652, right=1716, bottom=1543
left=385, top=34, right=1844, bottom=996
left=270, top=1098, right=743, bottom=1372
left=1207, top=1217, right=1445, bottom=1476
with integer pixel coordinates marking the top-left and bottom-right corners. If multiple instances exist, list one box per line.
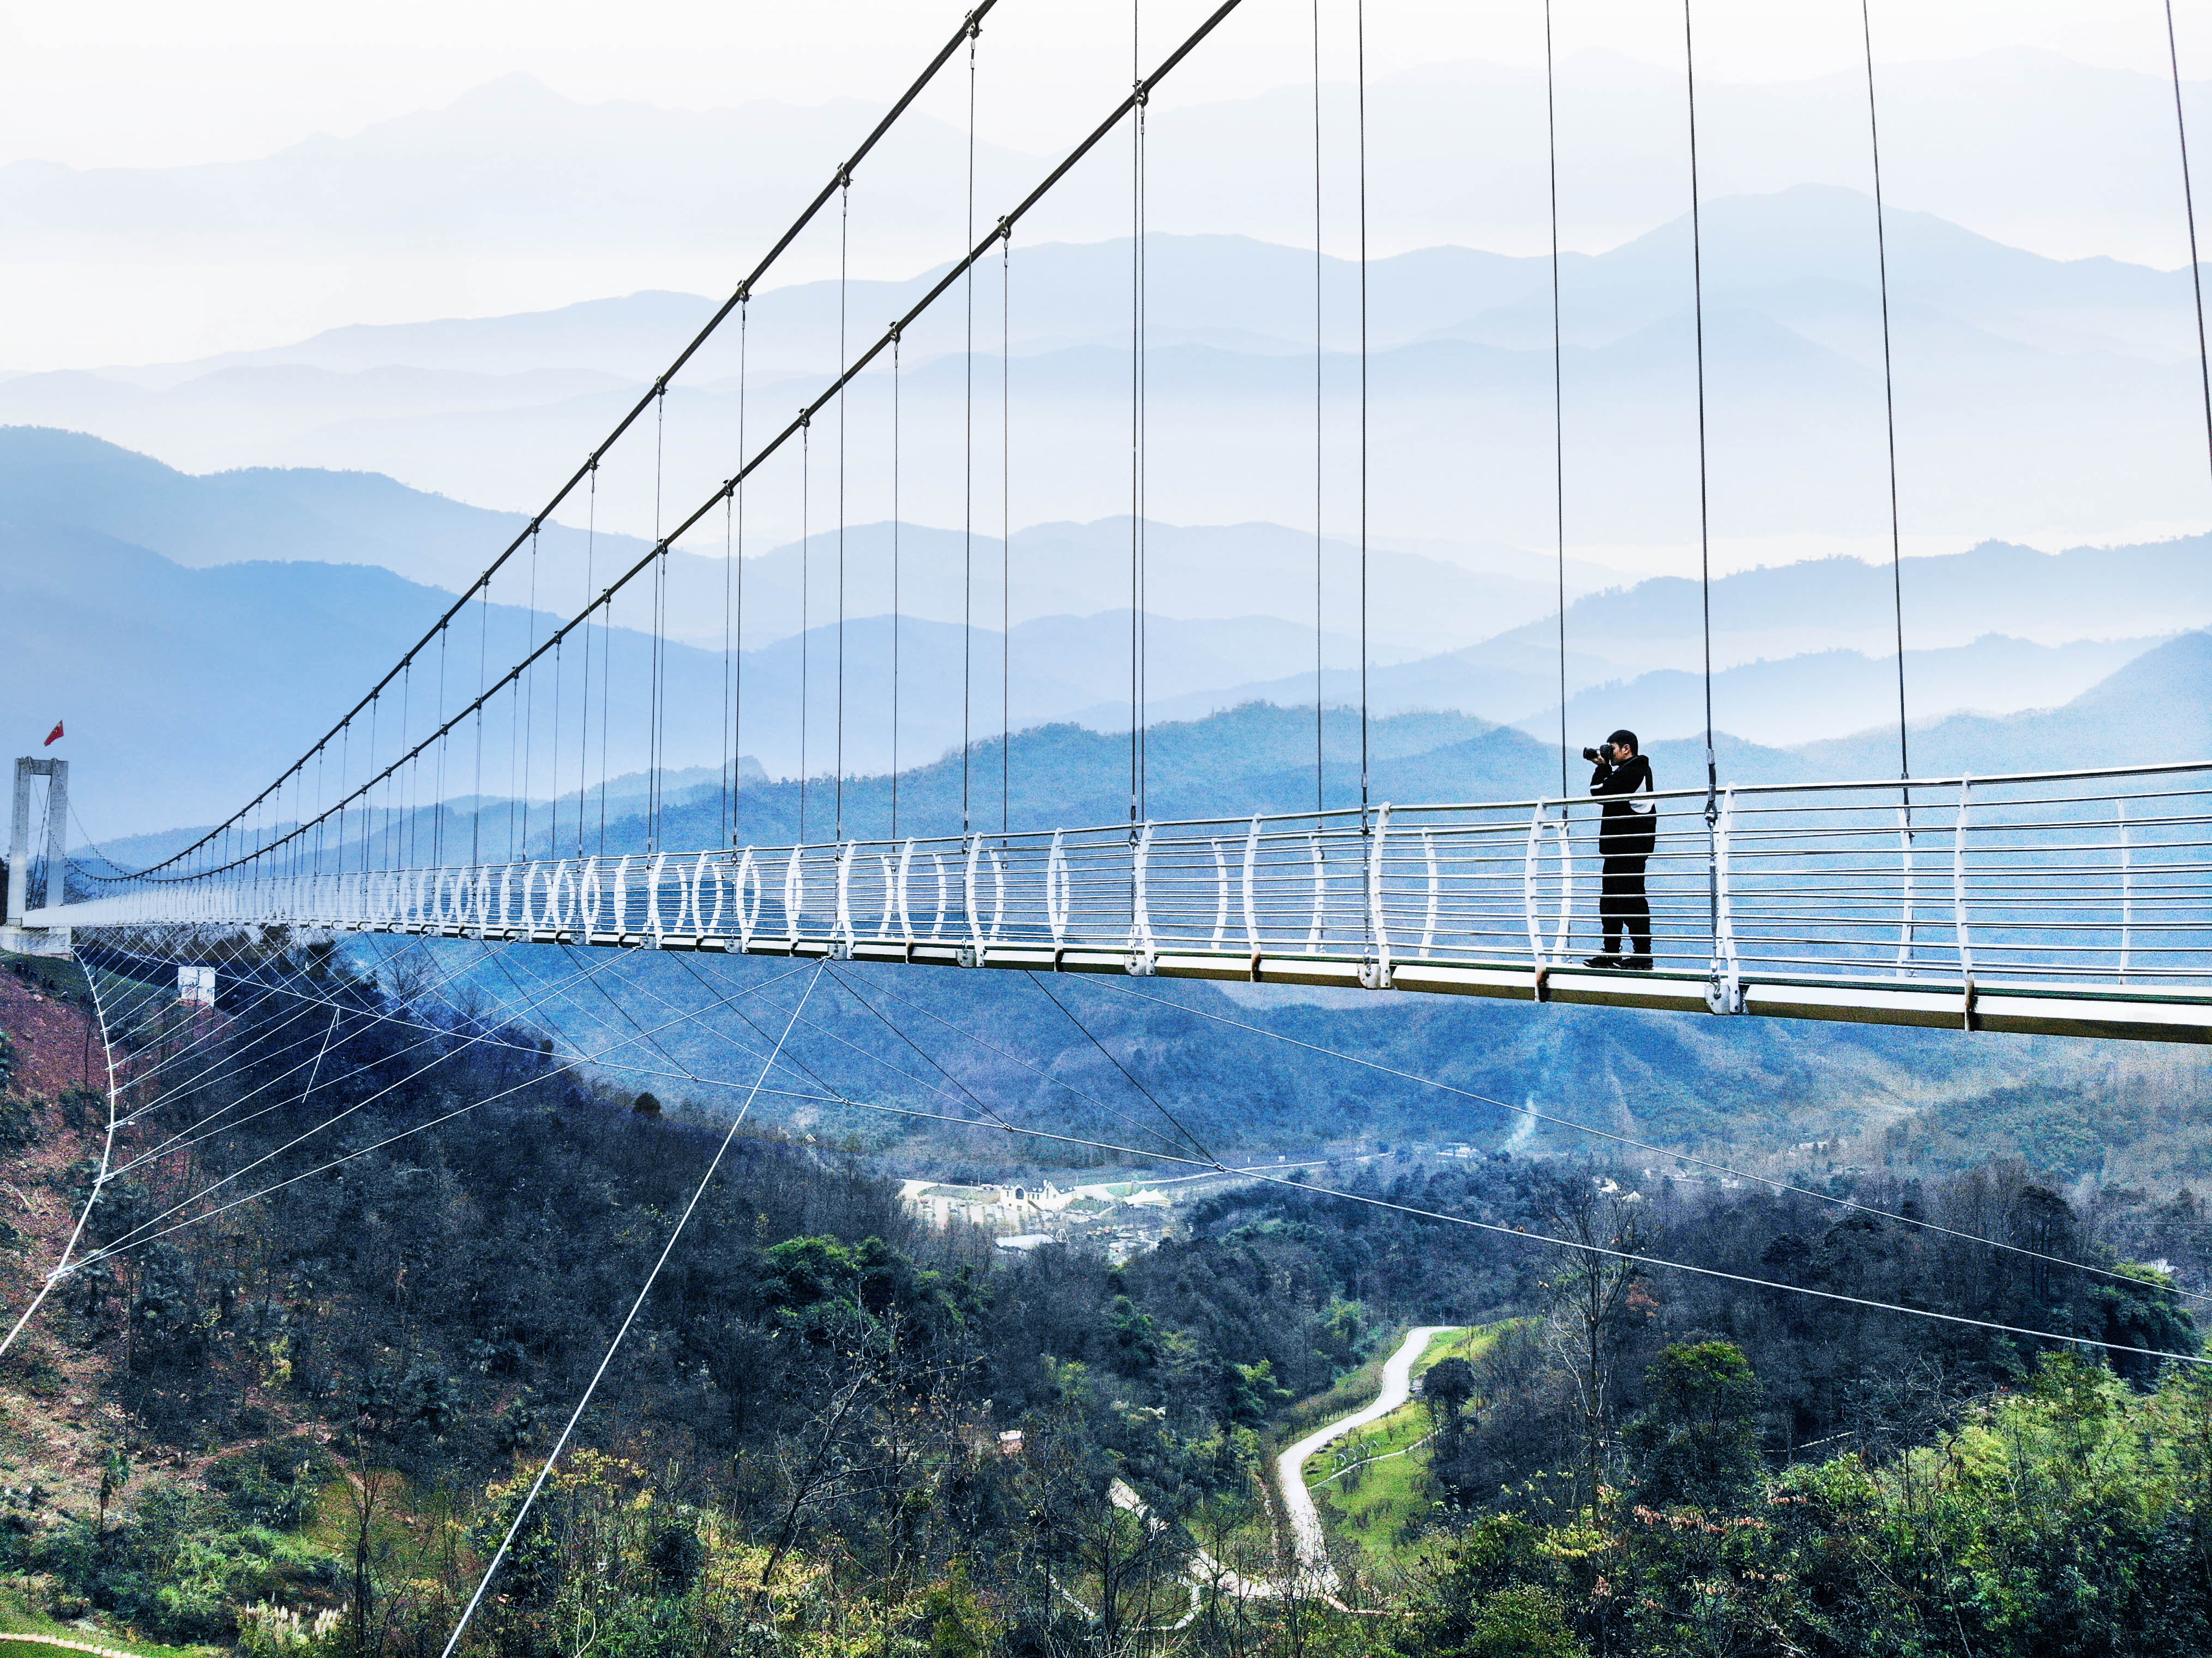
left=1625, top=1340, right=1763, bottom=1511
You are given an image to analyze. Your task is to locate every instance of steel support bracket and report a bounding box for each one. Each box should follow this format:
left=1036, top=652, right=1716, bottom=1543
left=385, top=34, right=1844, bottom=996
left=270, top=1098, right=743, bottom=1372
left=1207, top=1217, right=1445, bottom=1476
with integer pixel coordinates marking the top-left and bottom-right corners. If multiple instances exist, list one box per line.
left=1705, top=967, right=1745, bottom=1016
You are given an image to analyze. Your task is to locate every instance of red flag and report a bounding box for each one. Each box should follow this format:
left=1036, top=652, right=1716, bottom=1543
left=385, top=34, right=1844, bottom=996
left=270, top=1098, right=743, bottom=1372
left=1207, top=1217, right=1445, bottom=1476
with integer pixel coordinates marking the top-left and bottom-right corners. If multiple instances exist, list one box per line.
left=43, top=720, right=63, bottom=747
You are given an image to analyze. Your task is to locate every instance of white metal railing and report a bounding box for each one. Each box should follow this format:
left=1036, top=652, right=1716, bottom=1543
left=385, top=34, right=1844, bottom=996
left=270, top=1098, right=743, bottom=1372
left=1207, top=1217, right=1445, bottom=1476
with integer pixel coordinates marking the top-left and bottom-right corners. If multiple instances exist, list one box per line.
left=32, top=762, right=2212, bottom=997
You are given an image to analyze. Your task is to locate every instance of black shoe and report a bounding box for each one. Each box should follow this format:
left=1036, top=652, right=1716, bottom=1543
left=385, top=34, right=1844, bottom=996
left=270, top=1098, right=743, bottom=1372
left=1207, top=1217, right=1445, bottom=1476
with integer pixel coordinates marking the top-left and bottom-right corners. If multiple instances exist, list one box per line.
left=1583, top=954, right=1619, bottom=969
left=1622, top=955, right=1654, bottom=971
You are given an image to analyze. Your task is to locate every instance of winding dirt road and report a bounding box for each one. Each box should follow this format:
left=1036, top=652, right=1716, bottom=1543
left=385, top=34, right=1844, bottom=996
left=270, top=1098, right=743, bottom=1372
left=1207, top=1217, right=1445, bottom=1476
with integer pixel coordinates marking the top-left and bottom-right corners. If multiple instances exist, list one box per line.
left=1273, top=1326, right=1458, bottom=1591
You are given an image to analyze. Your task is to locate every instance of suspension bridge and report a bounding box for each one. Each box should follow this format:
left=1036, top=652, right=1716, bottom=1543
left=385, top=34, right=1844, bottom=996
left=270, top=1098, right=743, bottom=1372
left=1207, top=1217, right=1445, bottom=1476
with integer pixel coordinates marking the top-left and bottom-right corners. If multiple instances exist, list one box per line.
left=11, top=13, right=2212, bottom=1643
left=5, top=0, right=2211, bottom=1045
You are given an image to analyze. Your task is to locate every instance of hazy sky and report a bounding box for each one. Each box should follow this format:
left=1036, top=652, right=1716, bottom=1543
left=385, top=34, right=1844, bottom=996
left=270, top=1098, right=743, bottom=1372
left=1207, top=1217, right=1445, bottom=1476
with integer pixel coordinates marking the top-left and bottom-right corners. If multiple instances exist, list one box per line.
left=1, top=0, right=2200, bottom=171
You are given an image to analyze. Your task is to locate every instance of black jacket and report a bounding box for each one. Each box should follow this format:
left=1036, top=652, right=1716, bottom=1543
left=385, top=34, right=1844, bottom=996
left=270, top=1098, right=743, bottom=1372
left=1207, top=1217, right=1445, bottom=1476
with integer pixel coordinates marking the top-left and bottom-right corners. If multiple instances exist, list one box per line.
left=1590, top=754, right=1657, bottom=858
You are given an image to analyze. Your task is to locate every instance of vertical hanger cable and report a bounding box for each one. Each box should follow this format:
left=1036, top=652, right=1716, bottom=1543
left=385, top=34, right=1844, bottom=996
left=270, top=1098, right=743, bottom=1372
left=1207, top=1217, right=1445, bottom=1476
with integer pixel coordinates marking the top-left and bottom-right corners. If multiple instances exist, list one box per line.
left=1356, top=0, right=1369, bottom=820
left=837, top=175, right=850, bottom=843
left=1002, top=227, right=1013, bottom=835
left=735, top=298, right=748, bottom=844
left=892, top=326, right=902, bottom=840
left=650, top=383, right=667, bottom=851
left=1312, top=0, right=1325, bottom=816
left=801, top=414, right=812, bottom=843
left=1683, top=0, right=1719, bottom=963
left=1546, top=0, right=1568, bottom=798
left=964, top=21, right=979, bottom=838
left=1129, top=0, right=1143, bottom=834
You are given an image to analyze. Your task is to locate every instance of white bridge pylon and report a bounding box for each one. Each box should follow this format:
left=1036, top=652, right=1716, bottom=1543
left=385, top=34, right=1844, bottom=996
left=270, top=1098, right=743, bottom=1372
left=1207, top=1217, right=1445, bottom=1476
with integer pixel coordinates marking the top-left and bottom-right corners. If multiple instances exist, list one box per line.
left=34, top=762, right=2212, bottom=1045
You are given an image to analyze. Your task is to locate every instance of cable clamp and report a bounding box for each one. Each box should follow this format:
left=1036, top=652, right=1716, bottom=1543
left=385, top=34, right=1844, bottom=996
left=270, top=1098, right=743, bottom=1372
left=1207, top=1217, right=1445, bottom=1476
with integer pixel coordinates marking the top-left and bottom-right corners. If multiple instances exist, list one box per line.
left=964, top=10, right=981, bottom=38
left=957, top=943, right=981, bottom=969
left=1126, top=948, right=1158, bottom=978
left=1532, top=963, right=1551, bottom=1004
left=1705, top=966, right=1744, bottom=1017
left=997, top=215, right=1012, bottom=243
left=1134, top=82, right=1150, bottom=107
left=1357, top=958, right=1392, bottom=992
left=1962, top=975, right=1979, bottom=1032
left=837, top=165, right=852, bottom=190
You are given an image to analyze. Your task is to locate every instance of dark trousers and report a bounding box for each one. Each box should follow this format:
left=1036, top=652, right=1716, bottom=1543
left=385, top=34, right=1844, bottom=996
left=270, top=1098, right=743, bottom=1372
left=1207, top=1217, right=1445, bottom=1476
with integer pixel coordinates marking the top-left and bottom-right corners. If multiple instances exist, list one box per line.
left=1601, top=856, right=1650, bottom=957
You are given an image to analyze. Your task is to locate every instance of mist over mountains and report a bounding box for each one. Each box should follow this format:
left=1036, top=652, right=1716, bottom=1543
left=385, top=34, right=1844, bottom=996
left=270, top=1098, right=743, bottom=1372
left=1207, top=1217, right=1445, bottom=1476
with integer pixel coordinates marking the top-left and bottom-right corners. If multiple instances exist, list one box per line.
left=10, top=187, right=2212, bottom=574
left=6, top=426, right=2201, bottom=841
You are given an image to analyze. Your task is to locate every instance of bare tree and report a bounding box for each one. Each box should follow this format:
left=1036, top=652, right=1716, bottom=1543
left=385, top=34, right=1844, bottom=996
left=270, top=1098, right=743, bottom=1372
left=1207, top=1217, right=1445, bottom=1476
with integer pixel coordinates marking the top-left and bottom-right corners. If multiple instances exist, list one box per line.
left=1543, top=1180, right=1650, bottom=1516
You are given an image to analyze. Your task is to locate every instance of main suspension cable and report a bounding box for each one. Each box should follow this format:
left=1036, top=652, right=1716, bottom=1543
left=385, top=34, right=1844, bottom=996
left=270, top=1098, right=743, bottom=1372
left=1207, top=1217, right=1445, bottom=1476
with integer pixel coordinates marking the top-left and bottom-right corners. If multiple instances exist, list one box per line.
left=2169, top=0, right=2212, bottom=489
left=136, top=0, right=1251, bottom=882
left=119, top=3, right=1007, bottom=884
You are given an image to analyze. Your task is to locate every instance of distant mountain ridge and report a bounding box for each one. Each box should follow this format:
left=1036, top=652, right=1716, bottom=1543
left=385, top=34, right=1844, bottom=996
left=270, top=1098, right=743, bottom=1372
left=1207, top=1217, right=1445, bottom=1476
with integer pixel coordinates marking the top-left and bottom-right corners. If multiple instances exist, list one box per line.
left=7, top=187, right=2212, bottom=566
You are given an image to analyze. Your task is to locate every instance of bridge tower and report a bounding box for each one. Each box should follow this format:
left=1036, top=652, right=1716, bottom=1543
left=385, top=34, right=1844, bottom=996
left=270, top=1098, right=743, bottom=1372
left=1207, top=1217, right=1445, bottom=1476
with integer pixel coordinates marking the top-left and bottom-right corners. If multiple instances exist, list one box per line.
left=1, top=755, right=72, bottom=957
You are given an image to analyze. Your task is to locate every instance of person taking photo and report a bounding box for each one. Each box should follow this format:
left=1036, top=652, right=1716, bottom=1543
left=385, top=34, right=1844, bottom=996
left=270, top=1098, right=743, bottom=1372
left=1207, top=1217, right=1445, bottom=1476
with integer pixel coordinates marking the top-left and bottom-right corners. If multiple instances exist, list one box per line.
left=1583, top=729, right=1655, bottom=970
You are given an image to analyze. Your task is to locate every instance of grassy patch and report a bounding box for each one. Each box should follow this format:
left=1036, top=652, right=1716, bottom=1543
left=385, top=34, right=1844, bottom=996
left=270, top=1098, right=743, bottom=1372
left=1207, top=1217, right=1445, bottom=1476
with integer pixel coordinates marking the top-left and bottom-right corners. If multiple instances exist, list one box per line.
left=1306, top=1323, right=1519, bottom=1569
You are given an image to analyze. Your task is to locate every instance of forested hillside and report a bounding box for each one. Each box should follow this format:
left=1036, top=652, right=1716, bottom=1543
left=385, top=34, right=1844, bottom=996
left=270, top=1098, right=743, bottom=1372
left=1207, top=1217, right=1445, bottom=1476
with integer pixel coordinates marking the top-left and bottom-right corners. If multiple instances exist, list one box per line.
left=2, top=945, right=2209, bottom=1656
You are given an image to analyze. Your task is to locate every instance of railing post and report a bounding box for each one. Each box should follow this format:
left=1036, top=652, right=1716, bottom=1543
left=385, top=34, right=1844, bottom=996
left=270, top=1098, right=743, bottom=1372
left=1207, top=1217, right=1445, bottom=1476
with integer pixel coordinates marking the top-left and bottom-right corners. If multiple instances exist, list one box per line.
left=1131, top=822, right=1156, bottom=970
left=1523, top=801, right=1550, bottom=969
left=1305, top=833, right=1325, bottom=956
left=897, top=839, right=917, bottom=943
left=736, top=849, right=759, bottom=949
left=1953, top=778, right=1974, bottom=986
left=783, top=850, right=804, bottom=947
left=963, top=835, right=983, bottom=959
left=1895, top=792, right=1916, bottom=977
left=1047, top=830, right=1069, bottom=945
left=1364, top=804, right=1393, bottom=988
left=645, top=852, right=667, bottom=946
left=1706, top=786, right=1743, bottom=1014
left=833, top=842, right=856, bottom=957
left=1242, top=815, right=1261, bottom=958
left=1210, top=838, right=1228, bottom=950
left=1420, top=828, right=1440, bottom=958
left=2117, top=797, right=2133, bottom=982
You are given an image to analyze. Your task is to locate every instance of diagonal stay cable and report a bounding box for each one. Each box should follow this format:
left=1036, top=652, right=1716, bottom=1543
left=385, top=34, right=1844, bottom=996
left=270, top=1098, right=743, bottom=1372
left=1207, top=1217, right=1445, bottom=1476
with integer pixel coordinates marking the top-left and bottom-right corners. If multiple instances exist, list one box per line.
left=1235, top=1166, right=2210, bottom=1371
left=1092, top=976, right=2212, bottom=1309
left=1026, top=972, right=1225, bottom=1167
left=826, top=971, right=1198, bottom=1160
left=532, top=1024, right=2211, bottom=1375
left=109, top=933, right=515, bottom=1131
left=111, top=942, right=647, bottom=1174
left=429, top=944, right=839, bottom=1105
left=435, top=964, right=825, bottom=1658
left=77, top=942, right=657, bottom=1265
left=661, top=962, right=1211, bottom=1172
left=93, top=926, right=494, bottom=1107
left=822, top=963, right=1017, bottom=1131
left=63, top=959, right=824, bottom=1278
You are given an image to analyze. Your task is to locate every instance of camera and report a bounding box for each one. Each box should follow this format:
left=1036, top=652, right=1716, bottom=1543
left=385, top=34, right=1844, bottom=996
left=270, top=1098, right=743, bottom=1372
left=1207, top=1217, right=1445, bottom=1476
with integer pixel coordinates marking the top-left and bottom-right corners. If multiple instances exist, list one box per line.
left=1582, top=744, right=1610, bottom=764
